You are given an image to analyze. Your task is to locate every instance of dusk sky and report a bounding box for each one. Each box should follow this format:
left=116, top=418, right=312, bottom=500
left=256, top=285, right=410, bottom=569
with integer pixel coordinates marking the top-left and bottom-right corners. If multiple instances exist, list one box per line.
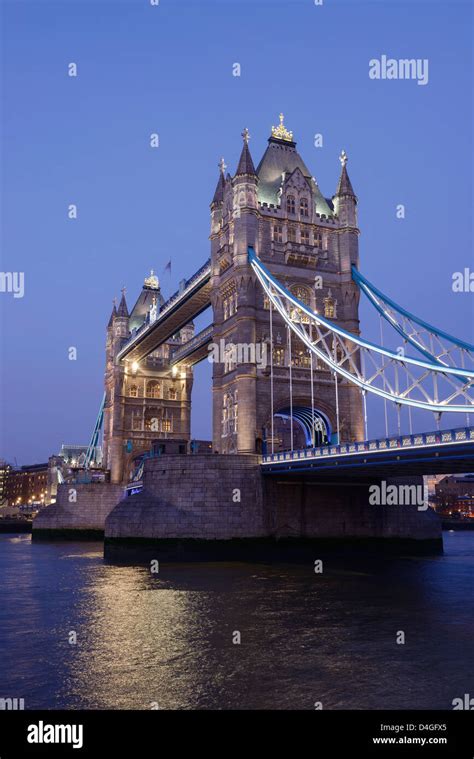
left=1, top=0, right=472, bottom=464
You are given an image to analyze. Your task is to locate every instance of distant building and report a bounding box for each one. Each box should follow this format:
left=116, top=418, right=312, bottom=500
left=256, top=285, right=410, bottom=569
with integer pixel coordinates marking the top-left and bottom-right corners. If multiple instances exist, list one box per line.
left=0, top=460, right=11, bottom=505
left=434, top=474, right=474, bottom=515
left=5, top=463, right=49, bottom=511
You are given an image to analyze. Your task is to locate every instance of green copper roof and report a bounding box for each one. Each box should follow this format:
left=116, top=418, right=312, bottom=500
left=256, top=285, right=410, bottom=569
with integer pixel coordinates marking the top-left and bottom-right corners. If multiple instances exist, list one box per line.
left=256, top=137, right=333, bottom=216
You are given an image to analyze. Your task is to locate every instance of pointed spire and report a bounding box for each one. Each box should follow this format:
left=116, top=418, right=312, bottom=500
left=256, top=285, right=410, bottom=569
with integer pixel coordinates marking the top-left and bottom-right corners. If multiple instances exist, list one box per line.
left=117, top=288, right=129, bottom=318
left=335, top=150, right=356, bottom=198
left=211, top=157, right=226, bottom=204
left=107, top=299, right=117, bottom=328
left=235, top=128, right=256, bottom=176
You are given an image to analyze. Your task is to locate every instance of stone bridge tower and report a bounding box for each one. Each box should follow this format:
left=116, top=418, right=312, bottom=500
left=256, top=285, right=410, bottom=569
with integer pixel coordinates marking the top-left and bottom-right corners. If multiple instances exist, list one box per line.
left=210, top=116, right=364, bottom=454
left=103, top=274, right=194, bottom=483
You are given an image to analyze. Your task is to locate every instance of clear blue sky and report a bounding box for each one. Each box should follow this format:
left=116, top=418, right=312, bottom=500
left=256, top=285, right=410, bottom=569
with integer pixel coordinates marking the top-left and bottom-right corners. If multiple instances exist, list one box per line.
left=1, top=0, right=472, bottom=464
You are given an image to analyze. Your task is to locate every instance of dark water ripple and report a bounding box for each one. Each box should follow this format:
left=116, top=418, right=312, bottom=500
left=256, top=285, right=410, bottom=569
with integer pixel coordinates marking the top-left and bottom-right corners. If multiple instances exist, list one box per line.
left=0, top=533, right=473, bottom=710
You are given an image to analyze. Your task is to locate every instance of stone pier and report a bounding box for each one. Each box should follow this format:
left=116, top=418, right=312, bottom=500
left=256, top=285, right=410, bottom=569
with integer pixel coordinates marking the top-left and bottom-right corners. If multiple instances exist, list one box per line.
left=33, top=482, right=124, bottom=539
left=103, top=454, right=442, bottom=558
left=32, top=455, right=442, bottom=554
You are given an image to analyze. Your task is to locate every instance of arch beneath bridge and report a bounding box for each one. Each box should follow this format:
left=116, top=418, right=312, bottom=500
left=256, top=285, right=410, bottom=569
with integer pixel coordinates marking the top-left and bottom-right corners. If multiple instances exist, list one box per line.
left=261, top=399, right=335, bottom=453
left=275, top=406, right=332, bottom=448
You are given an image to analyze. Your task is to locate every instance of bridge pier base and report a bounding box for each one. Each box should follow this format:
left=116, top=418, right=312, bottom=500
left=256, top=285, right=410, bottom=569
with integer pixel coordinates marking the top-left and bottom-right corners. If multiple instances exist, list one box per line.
left=262, top=475, right=441, bottom=545
left=102, top=455, right=442, bottom=559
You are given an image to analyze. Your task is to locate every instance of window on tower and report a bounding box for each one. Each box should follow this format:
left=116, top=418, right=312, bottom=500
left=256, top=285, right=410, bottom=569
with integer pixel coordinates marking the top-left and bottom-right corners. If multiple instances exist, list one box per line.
left=169, top=387, right=177, bottom=401
left=146, top=381, right=161, bottom=399
left=300, top=197, right=309, bottom=217
left=290, top=284, right=311, bottom=323
left=222, top=391, right=238, bottom=437
left=286, top=195, right=296, bottom=215
left=288, top=226, right=296, bottom=243
left=129, top=384, right=138, bottom=398
left=273, top=347, right=285, bottom=366
left=301, top=228, right=310, bottom=245
left=324, top=292, right=337, bottom=319
left=223, top=291, right=238, bottom=320
left=144, top=414, right=157, bottom=432
left=132, top=412, right=142, bottom=430
left=293, top=349, right=311, bottom=368
left=273, top=225, right=283, bottom=243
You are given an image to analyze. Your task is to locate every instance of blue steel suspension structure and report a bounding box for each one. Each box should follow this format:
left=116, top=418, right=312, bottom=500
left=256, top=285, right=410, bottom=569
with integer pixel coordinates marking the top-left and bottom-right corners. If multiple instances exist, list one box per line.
left=84, top=392, right=105, bottom=469
left=249, top=247, right=474, bottom=450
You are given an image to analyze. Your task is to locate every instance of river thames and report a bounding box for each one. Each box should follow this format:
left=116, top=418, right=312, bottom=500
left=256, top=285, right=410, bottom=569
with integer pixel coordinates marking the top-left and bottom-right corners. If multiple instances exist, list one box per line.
left=0, top=532, right=473, bottom=710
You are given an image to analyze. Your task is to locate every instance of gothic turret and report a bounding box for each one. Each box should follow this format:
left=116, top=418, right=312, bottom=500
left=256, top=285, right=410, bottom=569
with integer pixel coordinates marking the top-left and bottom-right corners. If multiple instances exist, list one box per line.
left=117, top=289, right=129, bottom=318
left=235, top=129, right=256, bottom=177
left=232, top=129, right=258, bottom=225
left=210, top=158, right=227, bottom=237
left=333, top=150, right=357, bottom=228
left=107, top=301, right=117, bottom=329
left=211, top=158, right=226, bottom=206
left=230, top=129, right=259, bottom=267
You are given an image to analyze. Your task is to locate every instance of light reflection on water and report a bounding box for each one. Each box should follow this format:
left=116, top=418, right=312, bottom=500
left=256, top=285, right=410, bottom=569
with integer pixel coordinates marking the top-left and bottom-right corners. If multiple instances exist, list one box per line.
left=0, top=534, right=473, bottom=709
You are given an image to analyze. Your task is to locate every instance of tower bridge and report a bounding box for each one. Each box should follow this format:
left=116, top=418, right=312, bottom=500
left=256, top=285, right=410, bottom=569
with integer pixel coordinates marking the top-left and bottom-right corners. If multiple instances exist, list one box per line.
left=101, top=115, right=473, bottom=487
left=34, top=116, right=474, bottom=552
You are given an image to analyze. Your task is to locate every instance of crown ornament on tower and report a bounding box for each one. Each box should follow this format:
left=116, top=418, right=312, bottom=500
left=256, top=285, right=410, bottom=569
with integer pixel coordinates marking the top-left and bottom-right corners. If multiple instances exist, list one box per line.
left=271, top=113, right=293, bottom=142
left=144, top=269, right=160, bottom=289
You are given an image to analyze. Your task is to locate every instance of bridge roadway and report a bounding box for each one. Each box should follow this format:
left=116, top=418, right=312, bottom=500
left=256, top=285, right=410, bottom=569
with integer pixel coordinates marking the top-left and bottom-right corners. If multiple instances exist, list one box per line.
left=170, top=324, right=213, bottom=367
left=261, top=426, right=474, bottom=481
left=117, top=259, right=212, bottom=364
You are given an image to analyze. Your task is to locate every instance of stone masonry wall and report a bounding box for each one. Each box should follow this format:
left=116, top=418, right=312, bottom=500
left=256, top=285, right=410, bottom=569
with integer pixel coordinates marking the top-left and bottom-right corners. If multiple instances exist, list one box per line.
left=105, top=455, right=441, bottom=543
left=105, top=454, right=266, bottom=540
left=263, top=477, right=441, bottom=541
left=33, top=482, right=125, bottom=534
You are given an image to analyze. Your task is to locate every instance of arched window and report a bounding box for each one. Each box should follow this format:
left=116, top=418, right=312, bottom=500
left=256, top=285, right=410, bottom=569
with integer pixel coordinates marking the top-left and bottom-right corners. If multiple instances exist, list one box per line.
left=129, top=384, right=138, bottom=398
left=145, top=413, right=160, bottom=432
left=300, top=197, right=309, bottom=217
left=273, top=225, right=283, bottom=243
left=273, top=347, right=285, bottom=366
left=286, top=195, right=296, bottom=215
left=222, top=391, right=238, bottom=436
left=324, top=290, right=337, bottom=319
left=223, top=290, right=238, bottom=320
left=131, top=411, right=142, bottom=430
left=291, top=285, right=311, bottom=307
left=146, top=381, right=161, bottom=399
left=290, top=285, right=311, bottom=323
left=293, top=349, right=311, bottom=368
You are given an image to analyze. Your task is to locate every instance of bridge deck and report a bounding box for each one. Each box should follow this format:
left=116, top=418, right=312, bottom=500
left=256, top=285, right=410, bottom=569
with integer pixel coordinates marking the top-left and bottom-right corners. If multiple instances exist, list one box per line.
left=170, top=325, right=213, bottom=367
left=117, top=260, right=211, bottom=364
left=261, top=427, right=474, bottom=480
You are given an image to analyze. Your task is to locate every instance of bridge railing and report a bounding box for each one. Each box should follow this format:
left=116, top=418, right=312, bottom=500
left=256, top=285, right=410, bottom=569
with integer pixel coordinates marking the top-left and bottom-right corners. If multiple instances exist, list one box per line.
left=261, top=426, right=474, bottom=465
left=170, top=325, right=213, bottom=365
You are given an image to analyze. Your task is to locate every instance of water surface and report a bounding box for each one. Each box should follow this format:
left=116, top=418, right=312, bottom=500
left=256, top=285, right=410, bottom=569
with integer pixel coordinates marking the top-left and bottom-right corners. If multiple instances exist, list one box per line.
left=0, top=533, right=473, bottom=709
